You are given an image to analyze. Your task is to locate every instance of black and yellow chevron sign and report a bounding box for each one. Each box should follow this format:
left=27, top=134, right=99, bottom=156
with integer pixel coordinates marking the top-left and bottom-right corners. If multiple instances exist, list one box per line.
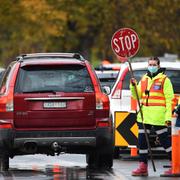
left=115, top=111, right=138, bottom=146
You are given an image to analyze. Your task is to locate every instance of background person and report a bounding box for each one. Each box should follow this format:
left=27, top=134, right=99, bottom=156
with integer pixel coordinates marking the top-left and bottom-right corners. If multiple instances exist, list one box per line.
left=174, top=97, right=180, bottom=126
left=130, top=57, right=174, bottom=176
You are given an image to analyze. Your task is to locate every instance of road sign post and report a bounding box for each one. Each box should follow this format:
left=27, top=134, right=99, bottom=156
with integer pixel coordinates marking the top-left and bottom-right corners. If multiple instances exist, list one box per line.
left=111, top=28, right=156, bottom=172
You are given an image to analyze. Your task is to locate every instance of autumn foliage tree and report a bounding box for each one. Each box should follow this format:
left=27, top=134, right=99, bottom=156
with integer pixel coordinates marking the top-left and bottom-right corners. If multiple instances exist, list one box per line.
left=0, top=0, right=179, bottom=66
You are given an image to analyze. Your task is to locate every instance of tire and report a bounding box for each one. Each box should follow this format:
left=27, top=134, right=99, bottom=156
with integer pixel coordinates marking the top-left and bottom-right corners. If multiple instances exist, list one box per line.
left=99, top=153, right=113, bottom=169
left=0, top=154, right=9, bottom=172
left=86, top=152, right=98, bottom=169
left=86, top=151, right=113, bottom=169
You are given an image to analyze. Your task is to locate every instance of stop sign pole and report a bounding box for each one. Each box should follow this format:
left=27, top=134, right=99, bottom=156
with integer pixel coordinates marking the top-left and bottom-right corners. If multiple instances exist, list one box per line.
left=111, top=28, right=156, bottom=172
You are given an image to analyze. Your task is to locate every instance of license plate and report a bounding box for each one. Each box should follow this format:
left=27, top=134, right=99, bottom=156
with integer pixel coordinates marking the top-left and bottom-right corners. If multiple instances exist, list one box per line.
left=43, top=102, right=66, bottom=108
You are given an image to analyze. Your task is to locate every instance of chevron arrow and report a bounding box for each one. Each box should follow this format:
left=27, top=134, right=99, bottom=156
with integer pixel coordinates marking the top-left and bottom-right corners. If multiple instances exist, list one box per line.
left=116, top=113, right=138, bottom=145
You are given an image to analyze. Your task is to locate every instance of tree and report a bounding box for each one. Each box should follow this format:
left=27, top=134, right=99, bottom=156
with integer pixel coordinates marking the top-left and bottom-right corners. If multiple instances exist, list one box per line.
left=0, top=0, right=179, bottom=66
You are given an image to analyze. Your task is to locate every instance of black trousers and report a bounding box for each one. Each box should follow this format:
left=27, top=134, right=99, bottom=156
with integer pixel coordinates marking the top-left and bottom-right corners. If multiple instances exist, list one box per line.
left=137, top=122, right=171, bottom=164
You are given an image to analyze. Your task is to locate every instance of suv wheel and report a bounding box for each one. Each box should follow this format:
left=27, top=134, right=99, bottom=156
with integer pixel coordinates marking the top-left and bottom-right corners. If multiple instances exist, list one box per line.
left=0, top=153, right=9, bottom=172
left=86, top=149, right=113, bottom=169
left=99, top=153, right=113, bottom=169
left=86, top=152, right=97, bottom=169
left=113, top=147, right=120, bottom=159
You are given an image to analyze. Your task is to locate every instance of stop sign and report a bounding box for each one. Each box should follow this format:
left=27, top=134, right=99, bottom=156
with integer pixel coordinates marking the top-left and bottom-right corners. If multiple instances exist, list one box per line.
left=111, top=28, right=140, bottom=59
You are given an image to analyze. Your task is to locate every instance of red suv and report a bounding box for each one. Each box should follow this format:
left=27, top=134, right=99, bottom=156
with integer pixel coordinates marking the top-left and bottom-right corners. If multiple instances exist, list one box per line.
left=0, top=53, right=114, bottom=171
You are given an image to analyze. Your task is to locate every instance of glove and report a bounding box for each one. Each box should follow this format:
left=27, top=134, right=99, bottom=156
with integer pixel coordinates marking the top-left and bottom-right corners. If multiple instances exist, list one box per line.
left=154, top=136, right=160, bottom=145
left=173, top=112, right=178, bottom=117
left=130, top=78, right=137, bottom=86
left=165, top=120, right=171, bottom=127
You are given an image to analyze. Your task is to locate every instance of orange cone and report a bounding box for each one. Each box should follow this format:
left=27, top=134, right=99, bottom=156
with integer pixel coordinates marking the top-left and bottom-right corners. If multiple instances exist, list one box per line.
left=161, top=116, right=180, bottom=176
left=128, top=145, right=138, bottom=157
left=171, top=116, right=180, bottom=174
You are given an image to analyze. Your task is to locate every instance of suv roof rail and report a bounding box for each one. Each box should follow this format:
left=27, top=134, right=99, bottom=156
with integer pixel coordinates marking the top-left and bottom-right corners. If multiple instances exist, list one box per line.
left=16, top=53, right=85, bottom=61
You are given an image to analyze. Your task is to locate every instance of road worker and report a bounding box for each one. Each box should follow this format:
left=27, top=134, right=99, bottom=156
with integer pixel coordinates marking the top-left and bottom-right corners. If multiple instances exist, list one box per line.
left=130, top=57, right=174, bottom=176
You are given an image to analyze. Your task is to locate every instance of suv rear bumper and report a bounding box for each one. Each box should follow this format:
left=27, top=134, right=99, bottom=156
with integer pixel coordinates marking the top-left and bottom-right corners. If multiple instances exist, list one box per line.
left=1, top=127, right=113, bottom=155
left=14, top=128, right=112, bottom=146
left=14, top=136, right=96, bottom=147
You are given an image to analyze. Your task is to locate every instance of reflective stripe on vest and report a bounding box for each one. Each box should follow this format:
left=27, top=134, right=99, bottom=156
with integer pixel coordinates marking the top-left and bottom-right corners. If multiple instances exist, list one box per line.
left=141, top=76, right=166, bottom=106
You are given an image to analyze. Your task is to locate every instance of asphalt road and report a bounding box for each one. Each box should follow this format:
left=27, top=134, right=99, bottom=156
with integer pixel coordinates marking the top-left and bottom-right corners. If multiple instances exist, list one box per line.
left=0, top=154, right=175, bottom=180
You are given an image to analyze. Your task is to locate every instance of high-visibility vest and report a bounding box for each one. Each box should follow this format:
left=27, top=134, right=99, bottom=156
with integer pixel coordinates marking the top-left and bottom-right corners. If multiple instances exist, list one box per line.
left=141, top=75, right=166, bottom=107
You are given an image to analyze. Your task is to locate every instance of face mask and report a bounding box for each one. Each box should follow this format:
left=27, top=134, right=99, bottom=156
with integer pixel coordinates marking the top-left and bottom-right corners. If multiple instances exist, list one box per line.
left=148, top=66, right=158, bottom=74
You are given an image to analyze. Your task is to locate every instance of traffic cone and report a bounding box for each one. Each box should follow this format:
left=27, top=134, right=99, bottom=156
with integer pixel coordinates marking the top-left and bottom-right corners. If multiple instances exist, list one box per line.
left=161, top=116, right=180, bottom=177
left=122, top=145, right=139, bottom=161
left=130, top=146, right=138, bottom=157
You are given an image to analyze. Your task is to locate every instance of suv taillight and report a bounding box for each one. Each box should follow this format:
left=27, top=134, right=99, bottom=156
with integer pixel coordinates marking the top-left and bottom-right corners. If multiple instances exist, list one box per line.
left=0, top=98, right=14, bottom=112
left=96, top=93, right=109, bottom=110
left=86, top=62, right=110, bottom=110
left=0, top=89, right=14, bottom=112
left=6, top=99, right=14, bottom=112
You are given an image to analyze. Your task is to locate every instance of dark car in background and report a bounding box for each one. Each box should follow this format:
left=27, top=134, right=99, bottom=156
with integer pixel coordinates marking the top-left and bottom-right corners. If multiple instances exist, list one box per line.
left=96, top=70, right=119, bottom=90
left=95, top=64, right=120, bottom=90
left=0, top=53, right=114, bottom=171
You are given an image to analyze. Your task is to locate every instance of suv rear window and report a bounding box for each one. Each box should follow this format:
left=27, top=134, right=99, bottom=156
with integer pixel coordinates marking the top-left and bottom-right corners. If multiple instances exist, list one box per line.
left=122, top=69, right=180, bottom=94
left=15, top=65, right=94, bottom=93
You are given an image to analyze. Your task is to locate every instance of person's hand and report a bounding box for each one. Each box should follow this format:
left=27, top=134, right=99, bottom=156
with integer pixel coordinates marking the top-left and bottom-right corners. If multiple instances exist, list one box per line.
left=173, top=112, right=178, bottom=117
left=154, top=137, right=160, bottom=145
left=165, top=120, right=171, bottom=127
left=130, top=78, right=137, bottom=86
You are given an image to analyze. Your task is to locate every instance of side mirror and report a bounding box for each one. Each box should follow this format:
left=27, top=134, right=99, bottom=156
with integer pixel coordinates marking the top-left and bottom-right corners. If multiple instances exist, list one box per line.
left=102, top=86, right=111, bottom=95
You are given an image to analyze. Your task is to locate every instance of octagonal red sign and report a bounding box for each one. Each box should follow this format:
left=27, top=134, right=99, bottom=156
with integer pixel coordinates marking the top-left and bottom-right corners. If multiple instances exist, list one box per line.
left=111, top=28, right=140, bottom=59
